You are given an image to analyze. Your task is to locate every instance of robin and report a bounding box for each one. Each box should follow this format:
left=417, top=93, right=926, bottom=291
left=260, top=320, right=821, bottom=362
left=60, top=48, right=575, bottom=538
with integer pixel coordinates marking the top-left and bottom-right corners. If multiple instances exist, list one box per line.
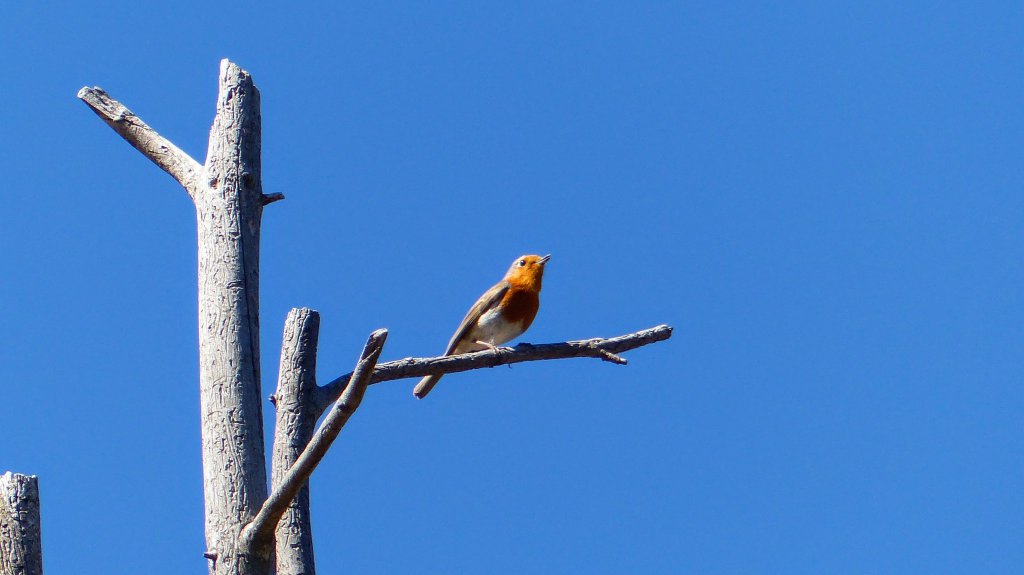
left=414, top=254, right=551, bottom=399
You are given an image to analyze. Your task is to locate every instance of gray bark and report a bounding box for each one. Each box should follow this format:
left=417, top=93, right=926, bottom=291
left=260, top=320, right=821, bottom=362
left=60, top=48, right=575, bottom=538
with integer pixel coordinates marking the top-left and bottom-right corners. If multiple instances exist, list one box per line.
left=270, top=309, right=320, bottom=575
left=78, top=58, right=675, bottom=575
left=243, top=330, right=387, bottom=553
left=76, top=87, right=202, bottom=198
left=0, top=472, right=43, bottom=575
left=317, top=324, right=674, bottom=413
left=79, top=60, right=273, bottom=575
left=195, top=60, right=271, bottom=575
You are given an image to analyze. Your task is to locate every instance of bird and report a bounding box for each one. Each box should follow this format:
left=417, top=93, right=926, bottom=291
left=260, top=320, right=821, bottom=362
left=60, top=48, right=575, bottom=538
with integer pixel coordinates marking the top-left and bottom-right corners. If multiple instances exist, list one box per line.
left=414, top=254, right=551, bottom=399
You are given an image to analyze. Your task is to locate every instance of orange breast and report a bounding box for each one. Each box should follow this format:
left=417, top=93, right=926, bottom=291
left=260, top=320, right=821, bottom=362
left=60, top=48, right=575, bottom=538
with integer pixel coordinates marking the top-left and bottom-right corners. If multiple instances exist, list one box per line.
left=499, top=288, right=540, bottom=330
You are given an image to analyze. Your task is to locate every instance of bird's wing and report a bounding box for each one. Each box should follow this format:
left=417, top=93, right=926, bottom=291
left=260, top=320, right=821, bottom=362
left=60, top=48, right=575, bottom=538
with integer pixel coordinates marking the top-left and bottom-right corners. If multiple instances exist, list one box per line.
left=443, top=280, right=510, bottom=355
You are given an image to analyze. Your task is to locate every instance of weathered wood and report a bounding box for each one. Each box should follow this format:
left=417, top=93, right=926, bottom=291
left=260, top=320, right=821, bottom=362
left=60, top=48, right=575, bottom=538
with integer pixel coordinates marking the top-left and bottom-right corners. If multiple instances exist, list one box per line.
left=0, top=472, right=43, bottom=575
left=77, top=86, right=202, bottom=198
left=243, top=330, right=387, bottom=554
left=80, top=60, right=273, bottom=574
left=317, top=324, right=674, bottom=413
left=195, top=60, right=270, bottom=575
left=79, top=57, right=676, bottom=575
left=269, top=309, right=320, bottom=575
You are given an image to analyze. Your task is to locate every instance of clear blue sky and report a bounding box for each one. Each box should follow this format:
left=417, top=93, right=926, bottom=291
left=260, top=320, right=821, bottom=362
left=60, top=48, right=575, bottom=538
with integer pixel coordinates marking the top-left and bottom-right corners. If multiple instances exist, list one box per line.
left=2, top=2, right=1020, bottom=573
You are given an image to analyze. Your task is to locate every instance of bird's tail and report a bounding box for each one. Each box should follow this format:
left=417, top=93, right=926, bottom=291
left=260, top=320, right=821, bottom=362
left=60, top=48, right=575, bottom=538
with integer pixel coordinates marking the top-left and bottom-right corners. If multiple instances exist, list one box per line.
left=414, top=374, right=443, bottom=399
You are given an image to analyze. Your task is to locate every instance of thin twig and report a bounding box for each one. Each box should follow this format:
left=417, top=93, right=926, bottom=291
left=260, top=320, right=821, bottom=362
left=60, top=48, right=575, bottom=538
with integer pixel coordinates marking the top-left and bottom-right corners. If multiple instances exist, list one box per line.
left=242, top=329, right=388, bottom=552
left=592, top=347, right=627, bottom=364
left=261, top=192, right=286, bottom=205
left=316, top=324, right=672, bottom=413
left=76, top=86, right=202, bottom=199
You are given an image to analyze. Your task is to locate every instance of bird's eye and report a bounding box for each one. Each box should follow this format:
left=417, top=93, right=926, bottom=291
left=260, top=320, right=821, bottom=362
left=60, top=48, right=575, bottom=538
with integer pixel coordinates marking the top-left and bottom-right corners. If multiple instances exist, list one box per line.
left=518, top=259, right=526, bottom=266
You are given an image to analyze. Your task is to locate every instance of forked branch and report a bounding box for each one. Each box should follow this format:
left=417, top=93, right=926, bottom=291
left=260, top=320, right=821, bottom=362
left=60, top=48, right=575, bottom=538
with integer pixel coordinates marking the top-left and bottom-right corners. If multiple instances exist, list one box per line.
left=247, top=322, right=670, bottom=553
left=242, top=329, right=388, bottom=552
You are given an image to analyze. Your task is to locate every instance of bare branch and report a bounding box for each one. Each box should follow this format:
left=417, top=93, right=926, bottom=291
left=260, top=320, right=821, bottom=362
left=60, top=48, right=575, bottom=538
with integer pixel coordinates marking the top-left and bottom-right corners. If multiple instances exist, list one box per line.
left=317, top=324, right=673, bottom=412
left=261, top=192, right=286, bottom=205
left=242, top=329, right=388, bottom=552
left=76, top=86, right=202, bottom=199
left=270, top=308, right=320, bottom=575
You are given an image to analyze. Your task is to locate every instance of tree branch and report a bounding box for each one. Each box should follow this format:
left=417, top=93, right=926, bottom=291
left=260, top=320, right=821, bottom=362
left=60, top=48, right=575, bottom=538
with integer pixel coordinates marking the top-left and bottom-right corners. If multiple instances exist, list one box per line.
left=261, top=192, right=286, bottom=205
left=242, top=329, right=388, bottom=553
left=316, top=324, right=673, bottom=413
left=76, top=86, right=202, bottom=199
left=269, top=308, right=320, bottom=575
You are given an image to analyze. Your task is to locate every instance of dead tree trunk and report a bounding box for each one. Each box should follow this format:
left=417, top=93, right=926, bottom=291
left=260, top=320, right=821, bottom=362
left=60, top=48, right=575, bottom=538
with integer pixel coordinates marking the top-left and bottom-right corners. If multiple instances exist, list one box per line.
left=195, top=62, right=271, bottom=575
left=80, top=60, right=276, bottom=575
left=0, top=472, right=43, bottom=575
left=269, top=308, right=321, bottom=575
left=78, top=59, right=672, bottom=575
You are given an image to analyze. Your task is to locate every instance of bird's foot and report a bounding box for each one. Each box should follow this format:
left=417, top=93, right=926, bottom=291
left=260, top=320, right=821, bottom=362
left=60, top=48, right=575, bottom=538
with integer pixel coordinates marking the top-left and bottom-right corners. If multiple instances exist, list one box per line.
left=475, top=340, right=514, bottom=366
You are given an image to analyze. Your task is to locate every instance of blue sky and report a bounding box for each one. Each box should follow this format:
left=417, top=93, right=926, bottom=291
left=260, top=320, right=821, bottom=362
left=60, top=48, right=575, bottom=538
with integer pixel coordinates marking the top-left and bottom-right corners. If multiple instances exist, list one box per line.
left=2, top=2, right=1020, bottom=573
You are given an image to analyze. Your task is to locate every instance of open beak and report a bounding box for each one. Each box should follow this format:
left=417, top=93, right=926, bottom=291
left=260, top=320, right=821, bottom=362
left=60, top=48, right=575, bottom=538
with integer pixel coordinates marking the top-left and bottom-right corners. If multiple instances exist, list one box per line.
left=538, top=254, right=551, bottom=265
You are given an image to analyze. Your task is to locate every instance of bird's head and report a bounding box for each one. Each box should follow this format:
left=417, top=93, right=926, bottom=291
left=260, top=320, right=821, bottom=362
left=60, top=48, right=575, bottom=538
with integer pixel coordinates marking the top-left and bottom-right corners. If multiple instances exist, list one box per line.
left=504, top=254, right=551, bottom=291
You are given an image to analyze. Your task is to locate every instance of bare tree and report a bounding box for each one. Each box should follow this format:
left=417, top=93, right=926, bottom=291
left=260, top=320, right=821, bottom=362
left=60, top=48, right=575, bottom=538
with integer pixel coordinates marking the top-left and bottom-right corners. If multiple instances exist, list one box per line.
left=1, top=60, right=672, bottom=575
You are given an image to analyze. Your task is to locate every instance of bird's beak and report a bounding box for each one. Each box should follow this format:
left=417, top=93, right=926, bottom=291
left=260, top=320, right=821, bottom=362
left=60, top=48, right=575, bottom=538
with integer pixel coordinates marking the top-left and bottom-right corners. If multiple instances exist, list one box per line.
left=539, top=254, right=551, bottom=265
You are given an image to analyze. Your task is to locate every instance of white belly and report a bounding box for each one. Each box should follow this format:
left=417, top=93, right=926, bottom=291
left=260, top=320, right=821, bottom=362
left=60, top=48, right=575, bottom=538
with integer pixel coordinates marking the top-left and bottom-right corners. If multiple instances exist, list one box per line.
left=468, top=307, right=525, bottom=348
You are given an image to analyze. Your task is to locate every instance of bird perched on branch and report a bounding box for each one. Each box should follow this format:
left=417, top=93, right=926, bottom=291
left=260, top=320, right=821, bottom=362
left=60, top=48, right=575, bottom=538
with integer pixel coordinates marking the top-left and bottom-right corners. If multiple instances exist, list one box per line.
left=414, top=254, right=551, bottom=399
